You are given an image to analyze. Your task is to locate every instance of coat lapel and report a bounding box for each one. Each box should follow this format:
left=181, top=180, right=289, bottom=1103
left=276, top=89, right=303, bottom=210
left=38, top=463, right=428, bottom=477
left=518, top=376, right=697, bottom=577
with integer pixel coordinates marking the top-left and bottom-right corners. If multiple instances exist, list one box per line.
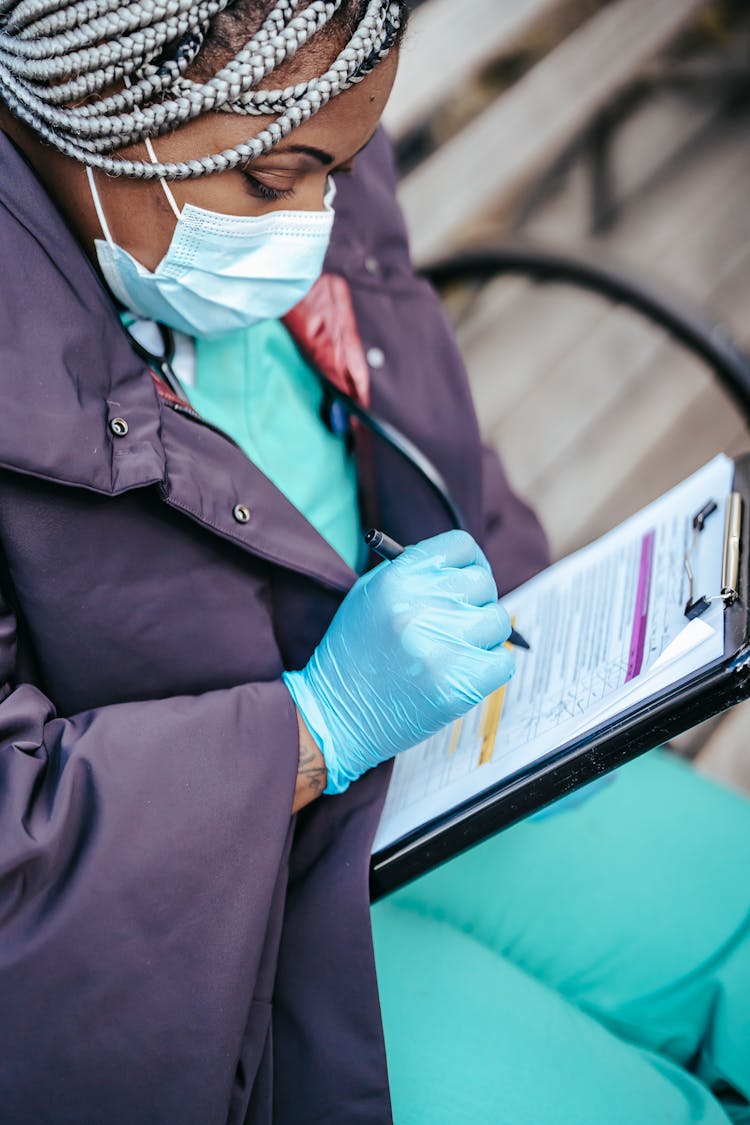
left=158, top=402, right=357, bottom=593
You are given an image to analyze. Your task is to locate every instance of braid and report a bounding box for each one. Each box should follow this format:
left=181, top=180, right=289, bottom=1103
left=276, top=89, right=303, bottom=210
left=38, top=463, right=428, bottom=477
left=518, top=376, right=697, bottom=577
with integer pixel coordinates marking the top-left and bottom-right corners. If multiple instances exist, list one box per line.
left=0, top=0, right=404, bottom=179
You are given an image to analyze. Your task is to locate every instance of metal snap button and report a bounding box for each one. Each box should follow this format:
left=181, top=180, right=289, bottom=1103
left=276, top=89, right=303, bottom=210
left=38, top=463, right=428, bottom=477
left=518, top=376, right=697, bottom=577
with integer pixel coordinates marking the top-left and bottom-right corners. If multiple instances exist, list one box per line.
left=364, top=255, right=379, bottom=275
left=232, top=503, right=251, bottom=524
left=366, top=346, right=385, bottom=369
left=109, top=417, right=129, bottom=437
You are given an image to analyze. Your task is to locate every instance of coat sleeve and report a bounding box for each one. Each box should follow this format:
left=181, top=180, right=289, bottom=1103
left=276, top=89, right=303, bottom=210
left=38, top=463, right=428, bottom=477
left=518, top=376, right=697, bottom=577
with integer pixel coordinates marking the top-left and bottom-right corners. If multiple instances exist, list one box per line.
left=0, top=577, right=298, bottom=1123
left=479, top=443, right=550, bottom=595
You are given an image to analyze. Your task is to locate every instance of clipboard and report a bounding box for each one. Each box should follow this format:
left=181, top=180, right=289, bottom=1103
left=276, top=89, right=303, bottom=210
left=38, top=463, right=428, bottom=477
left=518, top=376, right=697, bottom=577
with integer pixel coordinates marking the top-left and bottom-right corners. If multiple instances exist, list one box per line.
left=370, top=453, right=750, bottom=901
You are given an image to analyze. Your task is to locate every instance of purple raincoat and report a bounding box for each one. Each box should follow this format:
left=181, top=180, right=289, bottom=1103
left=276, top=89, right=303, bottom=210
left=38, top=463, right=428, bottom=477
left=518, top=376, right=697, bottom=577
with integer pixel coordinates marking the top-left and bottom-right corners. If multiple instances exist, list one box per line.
left=0, top=127, right=548, bottom=1123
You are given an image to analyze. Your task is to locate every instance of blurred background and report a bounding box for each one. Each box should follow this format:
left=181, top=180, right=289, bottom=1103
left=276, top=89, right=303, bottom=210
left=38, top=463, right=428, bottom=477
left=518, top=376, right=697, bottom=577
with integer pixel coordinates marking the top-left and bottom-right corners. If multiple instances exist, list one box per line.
left=385, top=0, right=750, bottom=787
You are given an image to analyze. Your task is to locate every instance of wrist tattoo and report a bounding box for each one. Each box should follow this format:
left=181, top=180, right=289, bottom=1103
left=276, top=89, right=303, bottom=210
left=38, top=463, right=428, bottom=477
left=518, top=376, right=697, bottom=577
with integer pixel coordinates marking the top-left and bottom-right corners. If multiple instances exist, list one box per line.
left=296, top=720, right=327, bottom=802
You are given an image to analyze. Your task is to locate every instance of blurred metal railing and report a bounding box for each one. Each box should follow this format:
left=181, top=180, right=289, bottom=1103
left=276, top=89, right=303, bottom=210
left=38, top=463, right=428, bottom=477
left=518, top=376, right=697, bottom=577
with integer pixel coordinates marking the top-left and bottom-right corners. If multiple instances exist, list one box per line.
left=422, top=242, right=750, bottom=425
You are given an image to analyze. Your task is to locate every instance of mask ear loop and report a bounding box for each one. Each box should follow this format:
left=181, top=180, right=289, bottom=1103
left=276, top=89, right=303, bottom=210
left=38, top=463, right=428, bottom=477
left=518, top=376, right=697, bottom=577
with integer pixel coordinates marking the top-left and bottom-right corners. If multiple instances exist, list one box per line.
left=121, top=69, right=182, bottom=223
left=86, top=165, right=115, bottom=245
left=324, top=174, right=337, bottom=211
left=143, top=135, right=182, bottom=222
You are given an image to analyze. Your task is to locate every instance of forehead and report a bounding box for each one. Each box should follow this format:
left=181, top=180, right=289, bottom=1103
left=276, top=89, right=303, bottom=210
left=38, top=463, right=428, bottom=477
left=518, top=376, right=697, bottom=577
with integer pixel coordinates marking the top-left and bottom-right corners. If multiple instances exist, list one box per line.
left=167, top=46, right=399, bottom=167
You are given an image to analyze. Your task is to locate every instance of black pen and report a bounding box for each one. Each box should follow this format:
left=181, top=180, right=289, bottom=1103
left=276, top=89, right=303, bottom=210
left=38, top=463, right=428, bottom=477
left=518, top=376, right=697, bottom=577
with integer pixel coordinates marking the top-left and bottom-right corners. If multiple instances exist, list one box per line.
left=364, top=528, right=531, bottom=651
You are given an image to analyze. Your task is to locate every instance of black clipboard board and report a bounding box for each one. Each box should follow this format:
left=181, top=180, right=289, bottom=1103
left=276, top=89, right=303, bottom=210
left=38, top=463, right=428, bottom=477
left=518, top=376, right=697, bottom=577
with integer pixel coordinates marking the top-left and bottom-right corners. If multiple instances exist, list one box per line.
left=370, top=454, right=750, bottom=901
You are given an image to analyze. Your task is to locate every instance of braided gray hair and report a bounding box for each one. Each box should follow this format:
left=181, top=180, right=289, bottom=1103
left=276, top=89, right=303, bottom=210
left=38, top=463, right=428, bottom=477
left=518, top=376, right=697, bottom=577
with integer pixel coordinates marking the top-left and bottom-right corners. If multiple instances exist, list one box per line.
left=0, top=0, right=403, bottom=179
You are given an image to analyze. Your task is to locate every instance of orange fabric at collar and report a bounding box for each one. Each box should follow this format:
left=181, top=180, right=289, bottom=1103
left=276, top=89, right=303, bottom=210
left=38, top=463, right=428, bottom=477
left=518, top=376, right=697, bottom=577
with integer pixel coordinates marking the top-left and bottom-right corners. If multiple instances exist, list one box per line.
left=283, top=274, right=371, bottom=407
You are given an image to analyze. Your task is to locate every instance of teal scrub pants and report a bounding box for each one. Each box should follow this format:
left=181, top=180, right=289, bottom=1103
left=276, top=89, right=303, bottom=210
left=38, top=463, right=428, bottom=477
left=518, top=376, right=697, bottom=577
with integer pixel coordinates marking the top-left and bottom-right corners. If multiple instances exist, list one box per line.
left=371, top=751, right=750, bottom=1123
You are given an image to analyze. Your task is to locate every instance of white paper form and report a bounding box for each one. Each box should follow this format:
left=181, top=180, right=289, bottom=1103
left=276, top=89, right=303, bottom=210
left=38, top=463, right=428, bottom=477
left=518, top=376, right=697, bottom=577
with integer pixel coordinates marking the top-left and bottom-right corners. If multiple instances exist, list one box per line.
left=374, top=455, right=734, bottom=852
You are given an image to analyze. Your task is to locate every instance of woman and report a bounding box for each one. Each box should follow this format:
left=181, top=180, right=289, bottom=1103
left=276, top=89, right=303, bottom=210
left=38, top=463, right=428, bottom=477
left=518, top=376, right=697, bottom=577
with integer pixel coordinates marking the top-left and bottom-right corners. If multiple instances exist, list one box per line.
left=0, top=1, right=748, bottom=1122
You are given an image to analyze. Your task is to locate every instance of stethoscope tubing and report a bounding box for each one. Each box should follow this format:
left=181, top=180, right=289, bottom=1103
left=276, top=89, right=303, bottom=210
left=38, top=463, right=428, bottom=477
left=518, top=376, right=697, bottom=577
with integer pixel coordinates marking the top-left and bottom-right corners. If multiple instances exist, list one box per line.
left=322, top=382, right=467, bottom=531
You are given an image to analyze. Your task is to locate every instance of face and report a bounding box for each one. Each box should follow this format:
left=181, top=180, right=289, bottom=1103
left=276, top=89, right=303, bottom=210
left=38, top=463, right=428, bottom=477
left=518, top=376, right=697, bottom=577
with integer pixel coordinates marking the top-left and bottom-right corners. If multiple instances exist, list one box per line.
left=1, top=45, right=398, bottom=272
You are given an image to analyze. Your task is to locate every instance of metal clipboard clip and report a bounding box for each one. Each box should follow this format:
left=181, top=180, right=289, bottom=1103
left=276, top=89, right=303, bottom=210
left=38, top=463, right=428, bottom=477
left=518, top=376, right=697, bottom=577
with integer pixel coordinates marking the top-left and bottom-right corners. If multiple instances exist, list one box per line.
left=684, top=492, right=742, bottom=620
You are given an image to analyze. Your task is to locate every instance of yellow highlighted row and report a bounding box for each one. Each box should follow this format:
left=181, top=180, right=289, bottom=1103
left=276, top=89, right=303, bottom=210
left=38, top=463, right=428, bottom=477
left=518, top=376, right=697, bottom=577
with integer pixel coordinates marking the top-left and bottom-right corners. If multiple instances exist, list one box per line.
left=478, top=685, right=506, bottom=765
left=447, top=717, right=463, bottom=756
left=447, top=620, right=519, bottom=765
left=477, top=619, right=517, bottom=765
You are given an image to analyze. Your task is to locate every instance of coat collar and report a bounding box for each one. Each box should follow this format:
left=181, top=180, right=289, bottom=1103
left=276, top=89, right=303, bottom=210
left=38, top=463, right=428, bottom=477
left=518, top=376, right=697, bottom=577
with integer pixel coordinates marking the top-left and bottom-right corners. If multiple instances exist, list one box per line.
left=157, top=400, right=356, bottom=592
left=0, top=134, right=164, bottom=495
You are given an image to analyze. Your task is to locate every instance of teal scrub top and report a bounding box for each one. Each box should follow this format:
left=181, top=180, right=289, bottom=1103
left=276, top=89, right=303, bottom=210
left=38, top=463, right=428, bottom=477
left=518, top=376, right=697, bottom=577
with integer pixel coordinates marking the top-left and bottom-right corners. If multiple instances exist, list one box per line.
left=187, top=321, right=362, bottom=572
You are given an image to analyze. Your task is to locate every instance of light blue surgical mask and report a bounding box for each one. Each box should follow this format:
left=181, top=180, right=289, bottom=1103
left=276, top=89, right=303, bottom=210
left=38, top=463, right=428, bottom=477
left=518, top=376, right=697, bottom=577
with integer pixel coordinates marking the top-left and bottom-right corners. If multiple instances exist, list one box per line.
left=86, top=141, right=335, bottom=339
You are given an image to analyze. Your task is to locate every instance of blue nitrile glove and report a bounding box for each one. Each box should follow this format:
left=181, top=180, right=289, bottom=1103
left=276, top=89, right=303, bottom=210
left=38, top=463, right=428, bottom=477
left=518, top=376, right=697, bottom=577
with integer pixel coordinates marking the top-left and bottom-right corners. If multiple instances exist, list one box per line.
left=283, top=530, right=515, bottom=795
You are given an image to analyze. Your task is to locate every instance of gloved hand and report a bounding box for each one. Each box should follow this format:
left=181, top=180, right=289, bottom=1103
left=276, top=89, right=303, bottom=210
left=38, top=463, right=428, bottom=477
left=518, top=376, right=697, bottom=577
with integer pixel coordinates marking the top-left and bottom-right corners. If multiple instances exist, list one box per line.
left=283, top=530, right=514, bottom=794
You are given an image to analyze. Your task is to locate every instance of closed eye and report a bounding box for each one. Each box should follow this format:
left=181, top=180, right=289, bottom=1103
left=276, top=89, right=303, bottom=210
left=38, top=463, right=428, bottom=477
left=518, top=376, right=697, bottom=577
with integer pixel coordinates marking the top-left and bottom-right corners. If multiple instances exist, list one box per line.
left=241, top=173, right=296, bottom=202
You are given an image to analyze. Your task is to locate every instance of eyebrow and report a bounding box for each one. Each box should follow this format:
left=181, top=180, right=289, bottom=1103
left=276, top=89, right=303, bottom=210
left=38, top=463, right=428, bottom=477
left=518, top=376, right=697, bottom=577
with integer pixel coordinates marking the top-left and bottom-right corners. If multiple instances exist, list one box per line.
left=262, top=143, right=335, bottom=166
left=252, top=128, right=378, bottom=170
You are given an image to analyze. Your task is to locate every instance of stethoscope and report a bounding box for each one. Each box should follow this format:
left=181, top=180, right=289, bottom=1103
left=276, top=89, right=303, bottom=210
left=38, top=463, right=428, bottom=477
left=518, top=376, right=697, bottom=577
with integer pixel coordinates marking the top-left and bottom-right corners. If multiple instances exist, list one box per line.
left=130, top=322, right=468, bottom=532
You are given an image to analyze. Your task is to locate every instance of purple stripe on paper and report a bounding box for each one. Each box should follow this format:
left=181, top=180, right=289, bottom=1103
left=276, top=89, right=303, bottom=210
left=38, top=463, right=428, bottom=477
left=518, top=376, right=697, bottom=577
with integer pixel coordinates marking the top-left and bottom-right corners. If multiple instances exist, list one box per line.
left=626, top=530, right=655, bottom=682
